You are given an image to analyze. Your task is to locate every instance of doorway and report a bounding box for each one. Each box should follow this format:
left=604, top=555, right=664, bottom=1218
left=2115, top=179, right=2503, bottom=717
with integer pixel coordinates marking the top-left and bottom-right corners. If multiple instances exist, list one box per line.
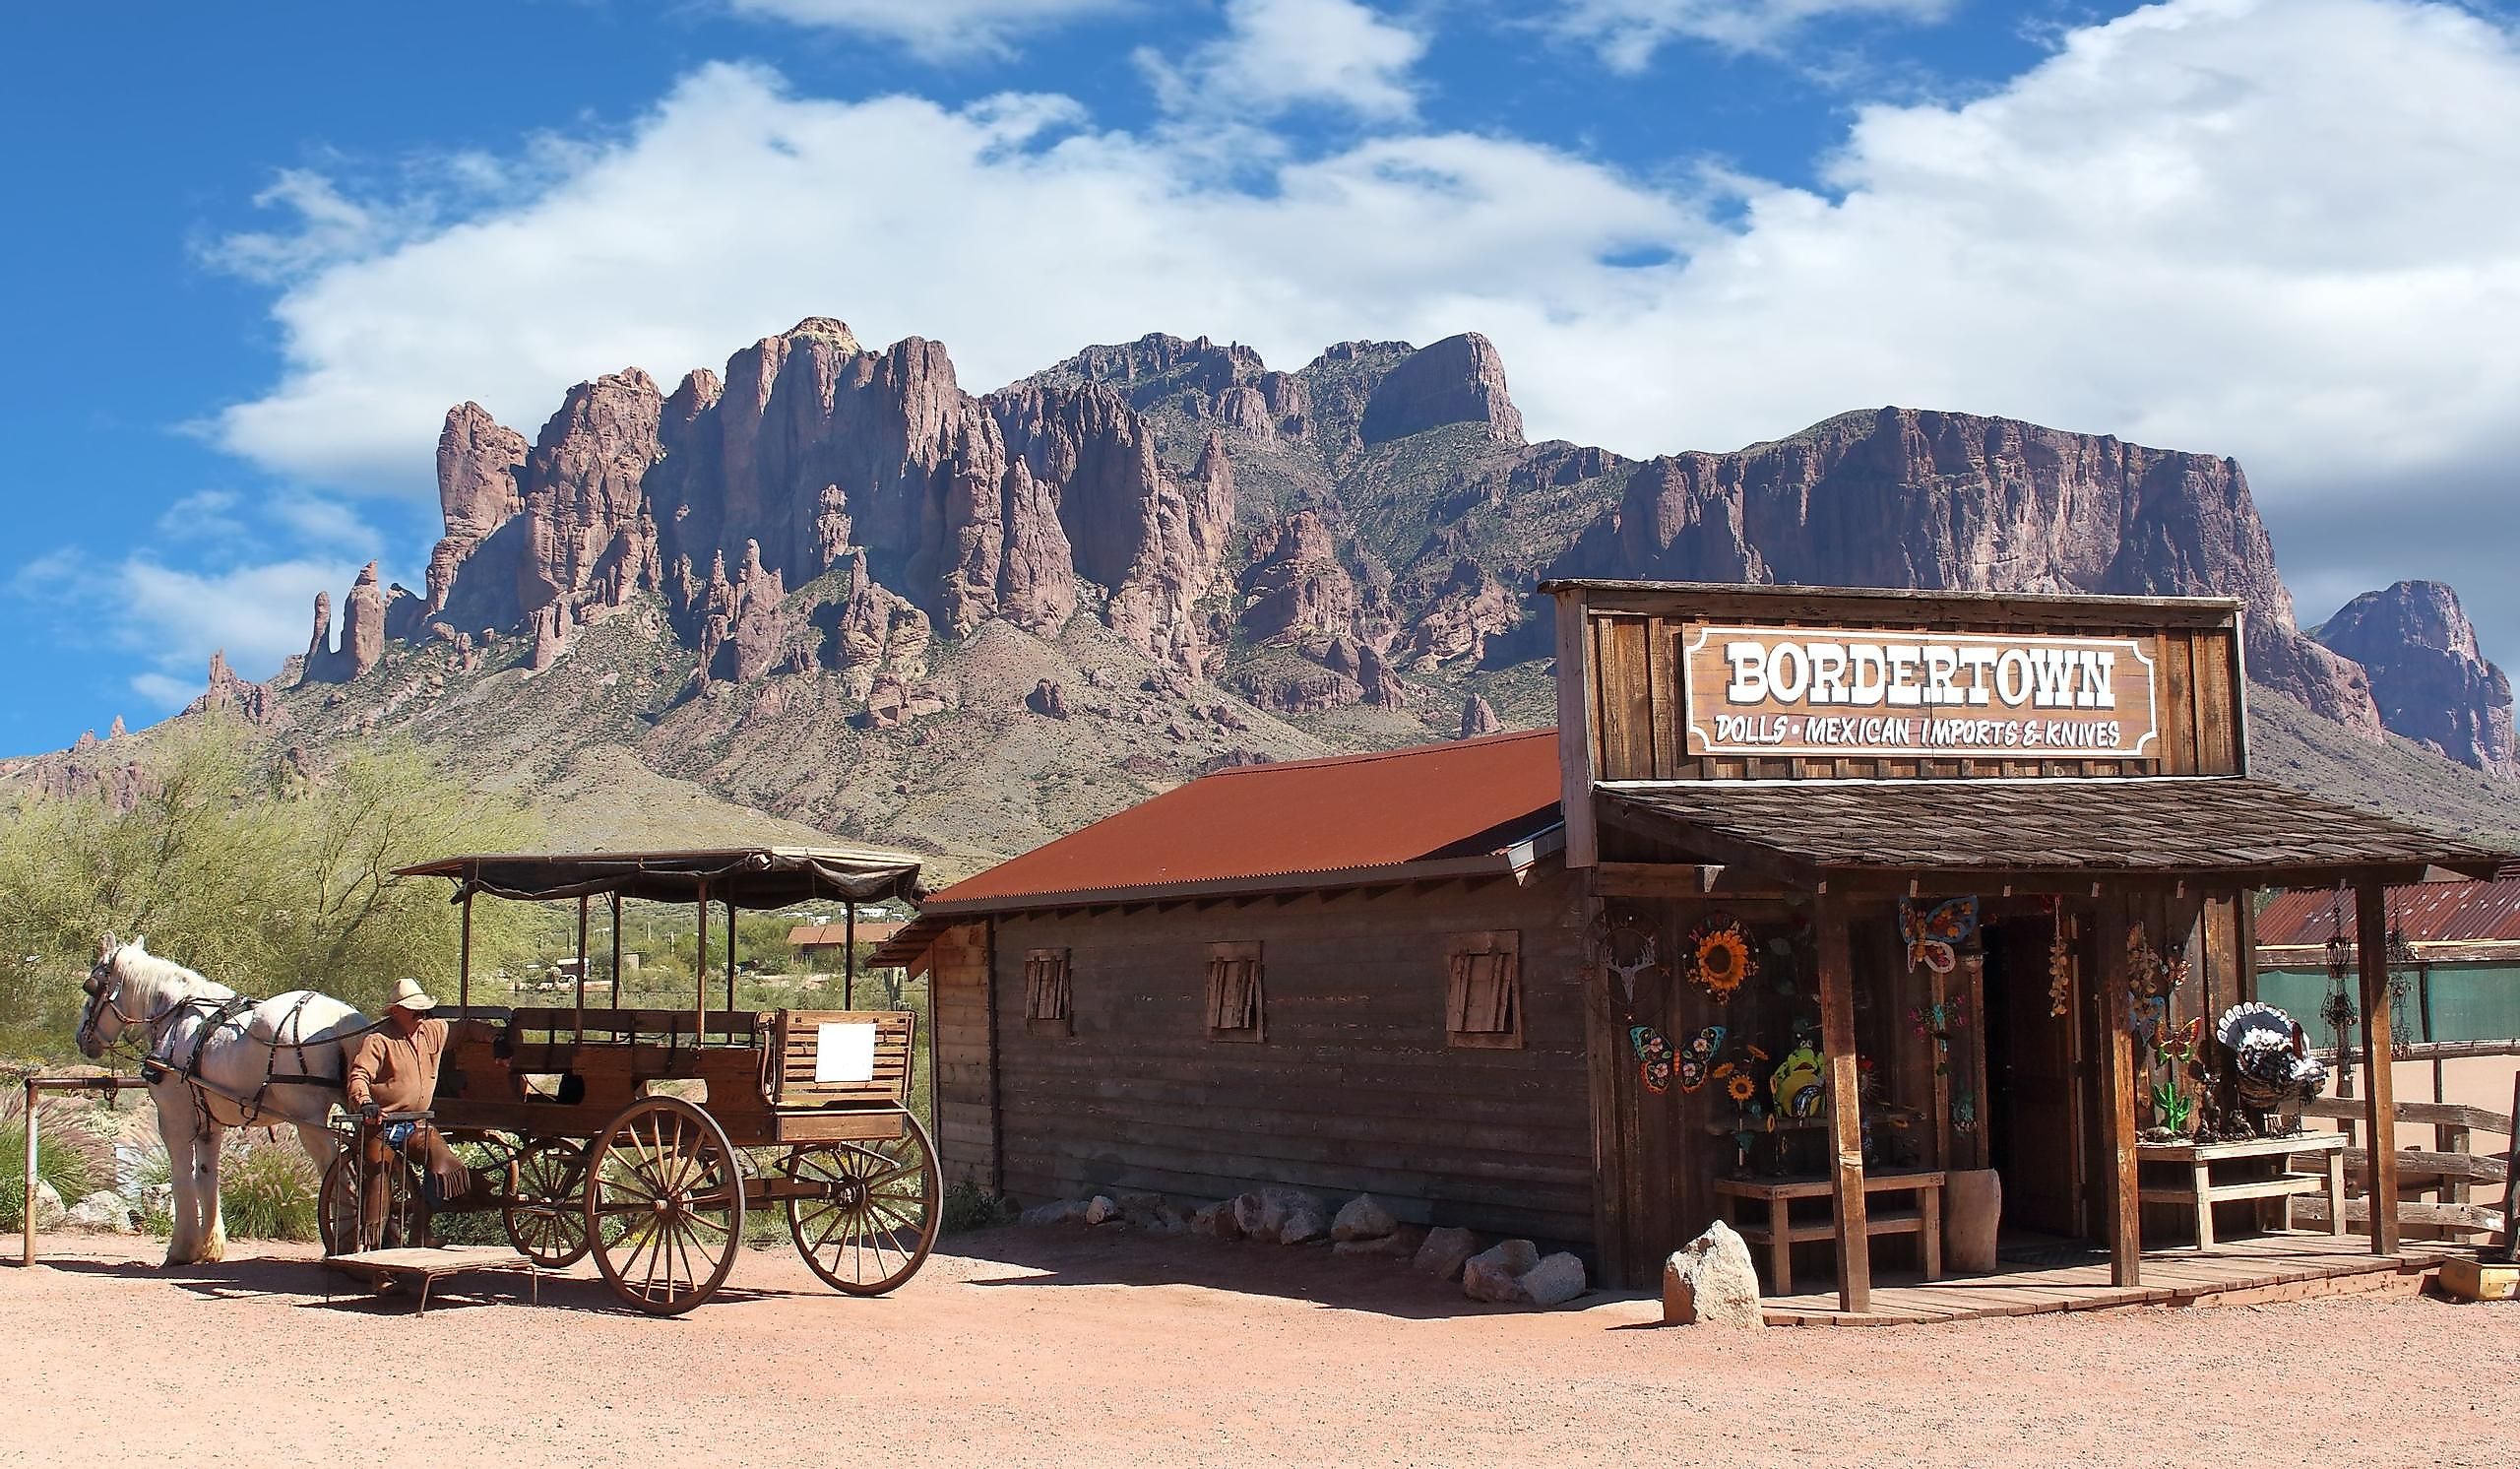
left=1983, top=917, right=2088, bottom=1239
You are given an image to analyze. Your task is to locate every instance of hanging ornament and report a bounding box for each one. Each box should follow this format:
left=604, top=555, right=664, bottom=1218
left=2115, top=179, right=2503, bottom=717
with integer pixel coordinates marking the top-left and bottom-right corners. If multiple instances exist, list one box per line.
left=1899, top=896, right=1980, bottom=974
left=1677, top=1024, right=1726, bottom=1093
left=1599, top=918, right=1660, bottom=1018
left=1628, top=1024, right=1673, bottom=1095
left=2048, top=900, right=2072, bottom=1018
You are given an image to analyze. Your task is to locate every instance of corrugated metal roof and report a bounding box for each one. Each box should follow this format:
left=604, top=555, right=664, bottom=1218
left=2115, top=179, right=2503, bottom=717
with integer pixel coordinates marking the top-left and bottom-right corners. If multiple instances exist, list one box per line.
left=2258, top=873, right=2520, bottom=945
left=922, top=729, right=1563, bottom=911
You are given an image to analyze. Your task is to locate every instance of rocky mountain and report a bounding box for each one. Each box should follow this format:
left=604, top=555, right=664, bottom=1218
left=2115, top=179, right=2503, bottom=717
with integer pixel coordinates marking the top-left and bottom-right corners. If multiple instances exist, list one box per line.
left=2314, top=581, right=2516, bottom=777
left=12, top=319, right=2516, bottom=871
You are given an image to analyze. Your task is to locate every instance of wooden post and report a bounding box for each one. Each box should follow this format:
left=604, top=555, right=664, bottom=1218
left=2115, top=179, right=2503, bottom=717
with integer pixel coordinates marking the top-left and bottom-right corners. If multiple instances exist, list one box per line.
left=2355, top=880, right=2401, bottom=1254
left=725, top=891, right=737, bottom=1017
left=574, top=894, right=590, bottom=1042
left=695, top=881, right=710, bottom=1026
left=2499, top=1071, right=2519, bottom=1265
left=844, top=902, right=857, bottom=1009
left=2095, top=891, right=2141, bottom=1286
left=1816, top=896, right=1869, bottom=1314
left=609, top=892, right=623, bottom=1008
left=19, top=1078, right=34, bottom=1267
left=458, top=890, right=474, bottom=1014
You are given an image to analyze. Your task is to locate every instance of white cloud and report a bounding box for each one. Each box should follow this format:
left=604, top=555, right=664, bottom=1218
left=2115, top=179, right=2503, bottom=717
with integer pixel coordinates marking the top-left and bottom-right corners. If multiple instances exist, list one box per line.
left=204, top=0, right=2520, bottom=660
left=1551, top=0, right=1955, bottom=69
left=112, top=556, right=373, bottom=707
left=722, top=0, right=1135, bottom=59
left=1141, top=0, right=1428, bottom=120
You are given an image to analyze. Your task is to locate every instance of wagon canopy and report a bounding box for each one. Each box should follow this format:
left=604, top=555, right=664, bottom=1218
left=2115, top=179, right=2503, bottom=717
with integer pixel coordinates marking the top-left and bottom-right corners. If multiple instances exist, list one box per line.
left=396, top=846, right=927, bottom=908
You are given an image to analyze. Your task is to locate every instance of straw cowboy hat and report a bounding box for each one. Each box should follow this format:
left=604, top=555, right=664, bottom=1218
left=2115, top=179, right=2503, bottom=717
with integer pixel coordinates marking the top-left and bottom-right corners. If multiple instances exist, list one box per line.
left=387, top=978, right=438, bottom=1013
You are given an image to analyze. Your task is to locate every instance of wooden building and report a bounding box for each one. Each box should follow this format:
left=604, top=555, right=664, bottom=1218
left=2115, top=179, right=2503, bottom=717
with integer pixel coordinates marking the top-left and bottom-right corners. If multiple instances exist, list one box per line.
left=881, top=582, right=2511, bottom=1311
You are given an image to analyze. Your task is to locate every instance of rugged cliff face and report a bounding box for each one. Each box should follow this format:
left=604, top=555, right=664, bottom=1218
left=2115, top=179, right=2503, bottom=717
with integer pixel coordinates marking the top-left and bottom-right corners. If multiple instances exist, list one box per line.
left=1550, top=407, right=2380, bottom=734
left=2315, top=581, right=2516, bottom=776
left=79, top=317, right=2510, bottom=869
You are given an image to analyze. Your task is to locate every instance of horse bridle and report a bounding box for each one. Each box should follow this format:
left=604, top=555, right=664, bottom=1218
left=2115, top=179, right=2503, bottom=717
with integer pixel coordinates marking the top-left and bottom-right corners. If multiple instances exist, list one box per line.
left=76, top=948, right=181, bottom=1056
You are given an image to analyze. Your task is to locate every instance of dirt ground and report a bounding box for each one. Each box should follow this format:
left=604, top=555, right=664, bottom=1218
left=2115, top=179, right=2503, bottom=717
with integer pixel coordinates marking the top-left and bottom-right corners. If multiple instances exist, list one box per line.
left=4, top=1227, right=2504, bottom=1468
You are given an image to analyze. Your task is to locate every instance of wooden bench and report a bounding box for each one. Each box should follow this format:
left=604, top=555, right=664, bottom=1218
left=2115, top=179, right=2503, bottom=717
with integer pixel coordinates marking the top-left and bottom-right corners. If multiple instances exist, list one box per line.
left=1714, top=1170, right=1946, bottom=1296
left=324, top=1245, right=540, bottom=1314
left=2134, top=1132, right=2346, bottom=1247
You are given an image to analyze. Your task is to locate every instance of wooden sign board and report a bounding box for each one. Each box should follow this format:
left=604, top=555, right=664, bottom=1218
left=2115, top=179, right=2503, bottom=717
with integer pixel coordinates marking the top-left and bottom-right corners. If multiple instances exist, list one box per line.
left=1681, top=623, right=2160, bottom=759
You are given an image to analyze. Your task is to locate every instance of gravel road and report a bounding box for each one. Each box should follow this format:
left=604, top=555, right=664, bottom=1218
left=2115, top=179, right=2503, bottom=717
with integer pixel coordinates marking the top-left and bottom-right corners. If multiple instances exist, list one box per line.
left=3, top=1228, right=2502, bottom=1468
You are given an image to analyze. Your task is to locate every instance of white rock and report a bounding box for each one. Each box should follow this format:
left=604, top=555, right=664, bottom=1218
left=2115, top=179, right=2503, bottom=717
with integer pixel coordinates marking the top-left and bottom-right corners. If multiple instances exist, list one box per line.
left=65, top=1190, right=136, bottom=1234
left=1414, top=1225, right=1480, bottom=1281
left=1331, top=1193, right=1399, bottom=1242
left=1018, top=1199, right=1089, bottom=1228
left=1462, top=1239, right=1541, bottom=1303
left=31, top=1181, right=67, bottom=1232
left=1521, top=1251, right=1588, bottom=1307
left=1277, top=1203, right=1330, bottom=1245
left=1333, top=1225, right=1426, bottom=1259
left=1662, top=1220, right=1765, bottom=1328
left=1233, top=1185, right=1324, bottom=1241
left=1083, top=1194, right=1120, bottom=1226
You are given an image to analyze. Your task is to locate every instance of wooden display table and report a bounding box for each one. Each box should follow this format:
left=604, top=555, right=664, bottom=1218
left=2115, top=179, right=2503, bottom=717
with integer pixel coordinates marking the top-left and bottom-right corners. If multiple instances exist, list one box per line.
left=1713, top=1169, right=1946, bottom=1295
left=2134, top=1132, right=2347, bottom=1248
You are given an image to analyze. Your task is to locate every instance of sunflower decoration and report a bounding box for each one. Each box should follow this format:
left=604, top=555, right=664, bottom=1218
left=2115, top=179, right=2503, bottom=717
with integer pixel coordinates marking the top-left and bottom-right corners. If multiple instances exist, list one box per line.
left=1689, top=915, right=1758, bottom=1002
left=1726, top=1071, right=1757, bottom=1104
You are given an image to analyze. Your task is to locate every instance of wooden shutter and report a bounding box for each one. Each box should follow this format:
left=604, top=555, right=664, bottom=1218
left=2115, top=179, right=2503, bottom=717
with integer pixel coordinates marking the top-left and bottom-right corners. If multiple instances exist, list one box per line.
left=1446, top=931, right=1522, bottom=1048
left=1024, top=948, right=1070, bottom=1022
left=1206, top=941, right=1264, bottom=1041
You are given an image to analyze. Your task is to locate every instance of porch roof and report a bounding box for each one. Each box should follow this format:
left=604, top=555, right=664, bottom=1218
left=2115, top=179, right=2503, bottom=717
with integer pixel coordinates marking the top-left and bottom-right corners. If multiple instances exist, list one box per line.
left=1597, top=776, right=2510, bottom=889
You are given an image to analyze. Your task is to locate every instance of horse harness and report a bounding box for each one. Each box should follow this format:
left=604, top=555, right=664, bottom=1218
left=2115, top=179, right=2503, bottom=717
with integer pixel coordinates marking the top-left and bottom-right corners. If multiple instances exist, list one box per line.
left=86, top=956, right=361, bottom=1128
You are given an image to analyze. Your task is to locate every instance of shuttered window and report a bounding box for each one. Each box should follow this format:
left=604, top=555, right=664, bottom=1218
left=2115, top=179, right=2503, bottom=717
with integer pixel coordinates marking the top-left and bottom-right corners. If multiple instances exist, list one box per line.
left=1024, top=948, right=1072, bottom=1037
left=1206, top=941, right=1265, bottom=1042
left=1446, top=930, right=1522, bottom=1049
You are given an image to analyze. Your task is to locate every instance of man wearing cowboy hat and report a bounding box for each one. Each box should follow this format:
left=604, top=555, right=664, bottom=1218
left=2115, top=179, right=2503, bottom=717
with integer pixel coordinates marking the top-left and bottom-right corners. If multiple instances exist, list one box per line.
left=345, top=980, right=457, bottom=1245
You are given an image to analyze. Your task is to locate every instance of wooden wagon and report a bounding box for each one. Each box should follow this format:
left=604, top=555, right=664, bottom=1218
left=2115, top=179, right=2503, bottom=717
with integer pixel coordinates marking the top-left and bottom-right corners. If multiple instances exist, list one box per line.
left=325, top=846, right=937, bottom=1315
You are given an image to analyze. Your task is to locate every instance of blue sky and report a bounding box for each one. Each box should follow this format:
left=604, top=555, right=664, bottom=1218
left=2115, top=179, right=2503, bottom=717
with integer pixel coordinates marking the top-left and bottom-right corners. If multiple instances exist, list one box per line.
left=5, top=0, right=2517, bottom=756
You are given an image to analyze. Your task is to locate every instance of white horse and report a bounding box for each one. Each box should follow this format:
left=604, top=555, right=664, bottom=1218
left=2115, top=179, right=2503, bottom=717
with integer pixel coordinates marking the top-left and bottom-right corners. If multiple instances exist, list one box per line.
left=75, top=933, right=372, bottom=1265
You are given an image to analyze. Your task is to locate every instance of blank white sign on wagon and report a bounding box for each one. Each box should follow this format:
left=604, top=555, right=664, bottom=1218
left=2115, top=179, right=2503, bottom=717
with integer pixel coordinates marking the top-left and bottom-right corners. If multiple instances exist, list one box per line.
left=814, top=1022, right=878, bottom=1083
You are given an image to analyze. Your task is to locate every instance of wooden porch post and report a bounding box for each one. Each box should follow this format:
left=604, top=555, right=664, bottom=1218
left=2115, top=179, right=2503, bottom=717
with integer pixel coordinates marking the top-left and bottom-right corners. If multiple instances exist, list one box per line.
left=1816, top=895, right=1869, bottom=1314
left=2095, top=890, right=2141, bottom=1286
left=695, top=880, right=710, bottom=1025
left=2354, top=879, right=2402, bottom=1254
left=608, top=892, right=623, bottom=1008
left=574, top=894, right=590, bottom=1042
left=844, top=902, right=857, bottom=1010
left=458, top=889, right=473, bottom=1014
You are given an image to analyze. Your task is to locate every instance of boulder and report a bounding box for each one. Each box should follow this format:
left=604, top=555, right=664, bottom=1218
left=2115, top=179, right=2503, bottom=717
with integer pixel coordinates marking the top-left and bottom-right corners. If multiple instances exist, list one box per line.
left=1462, top=1240, right=1541, bottom=1304
left=65, top=1190, right=136, bottom=1234
left=1018, top=1199, right=1090, bottom=1228
left=1083, top=1194, right=1120, bottom=1226
left=31, top=1181, right=66, bottom=1232
left=1662, top=1221, right=1764, bottom=1328
left=1277, top=1200, right=1331, bottom=1245
left=1232, top=1185, right=1325, bottom=1241
left=1331, top=1193, right=1399, bottom=1242
left=1414, top=1225, right=1480, bottom=1281
left=1189, top=1201, right=1242, bottom=1241
left=1333, top=1225, right=1426, bottom=1259
left=1521, top=1251, right=1587, bottom=1307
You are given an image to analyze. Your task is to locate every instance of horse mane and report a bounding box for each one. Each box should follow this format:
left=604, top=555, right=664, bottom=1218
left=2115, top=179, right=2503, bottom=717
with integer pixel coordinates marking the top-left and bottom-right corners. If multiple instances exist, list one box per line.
left=113, top=943, right=237, bottom=1011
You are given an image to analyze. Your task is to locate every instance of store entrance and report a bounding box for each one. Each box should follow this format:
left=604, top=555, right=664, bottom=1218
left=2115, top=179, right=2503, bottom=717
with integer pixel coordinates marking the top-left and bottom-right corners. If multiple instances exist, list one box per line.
left=1983, top=916, right=2089, bottom=1239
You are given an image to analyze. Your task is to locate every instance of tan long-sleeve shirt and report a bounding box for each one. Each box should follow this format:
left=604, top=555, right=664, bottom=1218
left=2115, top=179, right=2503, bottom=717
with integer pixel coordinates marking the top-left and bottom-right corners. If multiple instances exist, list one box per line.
left=345, top=1019, right=448, bottom=1114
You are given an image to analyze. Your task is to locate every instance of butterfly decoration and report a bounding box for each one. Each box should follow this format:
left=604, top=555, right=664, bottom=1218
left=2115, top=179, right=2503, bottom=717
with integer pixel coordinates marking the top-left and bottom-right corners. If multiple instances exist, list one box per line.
left=1677, top=1024, right=1726, bottom=1093
left=1951, top=1091, right=1979, bottom=1133
left=1899, top=896, right=1980, bottom=974
left=1629, top=1025, right=1674, bottom=1095
left=2155, top=1014, right=2203, bottom=1068
left=2128, top=993, right=2168, bottom=1048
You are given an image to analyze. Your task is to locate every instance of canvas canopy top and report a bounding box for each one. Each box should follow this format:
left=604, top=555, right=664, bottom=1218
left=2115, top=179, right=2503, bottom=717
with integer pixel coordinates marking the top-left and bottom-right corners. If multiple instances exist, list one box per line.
left=397, top=846, right=927, bottom=908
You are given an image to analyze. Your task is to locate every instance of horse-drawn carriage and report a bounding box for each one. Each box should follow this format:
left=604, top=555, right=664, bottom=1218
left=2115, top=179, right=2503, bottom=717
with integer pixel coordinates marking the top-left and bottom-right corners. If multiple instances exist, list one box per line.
left=325, top=846, right=937, bottom=1315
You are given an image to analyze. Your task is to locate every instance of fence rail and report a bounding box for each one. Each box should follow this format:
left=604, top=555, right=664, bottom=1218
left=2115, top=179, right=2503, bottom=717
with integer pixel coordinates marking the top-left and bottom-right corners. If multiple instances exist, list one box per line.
left=2293, top=1084, right=2517, bottom=1246
left=18, top=1074, right=151, bottom=1267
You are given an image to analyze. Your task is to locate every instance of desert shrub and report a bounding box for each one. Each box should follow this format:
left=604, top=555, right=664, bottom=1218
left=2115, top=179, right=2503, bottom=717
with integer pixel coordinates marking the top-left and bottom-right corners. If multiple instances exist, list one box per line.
left=0, top=1100, right=99, bottom=1230
left=220, top=1135, right=320, bottom=1242
left=941, top=1178, right=1013, bottom=1234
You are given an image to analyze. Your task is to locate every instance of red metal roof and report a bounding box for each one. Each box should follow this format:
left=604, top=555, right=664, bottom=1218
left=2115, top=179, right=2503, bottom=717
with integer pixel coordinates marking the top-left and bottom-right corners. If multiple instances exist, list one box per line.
left=924, top=729, right=1563, bottom=910
left=2257, top=873, right=2520, bottom=946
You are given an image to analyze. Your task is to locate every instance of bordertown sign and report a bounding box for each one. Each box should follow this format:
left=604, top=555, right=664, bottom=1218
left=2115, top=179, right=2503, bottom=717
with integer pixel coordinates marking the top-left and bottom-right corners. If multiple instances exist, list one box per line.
left=1681, top=623, right=2160, bottom=759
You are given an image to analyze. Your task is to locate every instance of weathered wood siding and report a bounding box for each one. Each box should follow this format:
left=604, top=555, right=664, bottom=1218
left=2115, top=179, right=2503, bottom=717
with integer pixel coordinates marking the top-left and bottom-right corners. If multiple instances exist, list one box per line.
left=972, top=872, right=1596, bottom=1247
left=927, top=922, right=997, bottom=1189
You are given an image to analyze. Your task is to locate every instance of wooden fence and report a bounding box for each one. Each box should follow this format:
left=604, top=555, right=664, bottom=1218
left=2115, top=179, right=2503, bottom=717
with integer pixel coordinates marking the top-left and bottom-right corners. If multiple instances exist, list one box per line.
left=2291, top=1090, right=2511, bottom=1240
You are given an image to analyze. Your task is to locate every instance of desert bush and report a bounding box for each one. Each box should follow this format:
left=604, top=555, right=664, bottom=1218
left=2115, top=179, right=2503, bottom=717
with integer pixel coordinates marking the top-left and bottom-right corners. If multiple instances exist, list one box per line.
left=0, top=1100, right=99, bottom=1230
left=941, top=1178, right=1013, bottom=1234
left=219, top=1135, right=320, bottom=1242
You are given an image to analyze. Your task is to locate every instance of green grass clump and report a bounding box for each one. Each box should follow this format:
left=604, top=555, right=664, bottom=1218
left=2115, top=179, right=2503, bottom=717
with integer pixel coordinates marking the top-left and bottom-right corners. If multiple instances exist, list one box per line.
left=219, top=1137, right=320, bottom=1242
left=0, top=1103, right=98, bottom=1230
left=941, top=1178, right=1013, bottom=1234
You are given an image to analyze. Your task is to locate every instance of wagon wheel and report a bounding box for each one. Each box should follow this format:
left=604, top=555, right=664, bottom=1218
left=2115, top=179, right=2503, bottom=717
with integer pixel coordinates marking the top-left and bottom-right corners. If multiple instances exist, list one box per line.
left=784, top=1108, right=941, bottom=1296
left=502, top=1136, right=592, bottom=1268
left=584, top=1097, right=745, bottom=1315
left=318, top=1149, right=430, bottom=1256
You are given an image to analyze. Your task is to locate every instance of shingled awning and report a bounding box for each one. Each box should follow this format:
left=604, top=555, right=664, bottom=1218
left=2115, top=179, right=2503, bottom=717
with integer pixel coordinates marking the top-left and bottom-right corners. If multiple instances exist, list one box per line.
left=396, top=846, right=927, bottom=908
left=1598, top=778, right=2510, bottom=889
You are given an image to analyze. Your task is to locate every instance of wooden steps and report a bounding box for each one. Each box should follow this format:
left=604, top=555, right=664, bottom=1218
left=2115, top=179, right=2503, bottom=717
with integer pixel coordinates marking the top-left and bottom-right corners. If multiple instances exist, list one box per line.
left=1760, top=1232, right=2456, bottom=1326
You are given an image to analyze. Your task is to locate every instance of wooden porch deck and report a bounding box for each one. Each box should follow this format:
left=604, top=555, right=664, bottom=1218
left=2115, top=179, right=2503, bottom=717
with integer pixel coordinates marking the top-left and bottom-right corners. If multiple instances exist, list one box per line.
left=1761, top=1233, right=2459, bottom=1326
